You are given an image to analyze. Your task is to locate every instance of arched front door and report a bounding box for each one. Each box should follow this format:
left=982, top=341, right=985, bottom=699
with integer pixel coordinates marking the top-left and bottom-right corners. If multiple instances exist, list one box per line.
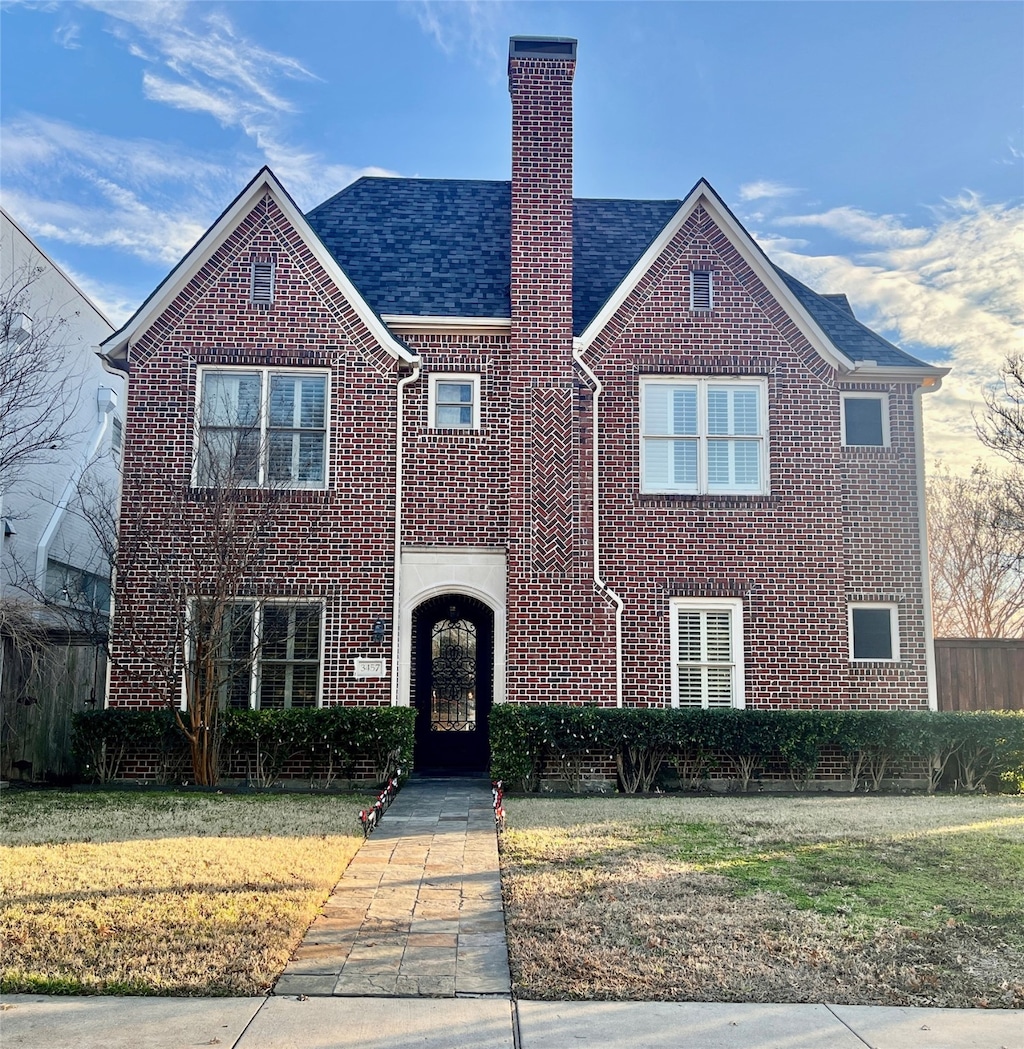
left=412, top=594, right=493, bottom=774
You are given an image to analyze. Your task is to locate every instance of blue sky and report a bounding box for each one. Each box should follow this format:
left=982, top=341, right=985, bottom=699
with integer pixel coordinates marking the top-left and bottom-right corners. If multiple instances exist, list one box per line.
left=1, top=1, right=1021, bottom=469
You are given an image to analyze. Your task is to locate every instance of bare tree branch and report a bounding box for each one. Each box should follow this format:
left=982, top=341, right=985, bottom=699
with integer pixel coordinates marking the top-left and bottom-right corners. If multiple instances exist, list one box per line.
left=927, top=462, right=1024, bottom=638
left=0, top=257, right=82, bottom=494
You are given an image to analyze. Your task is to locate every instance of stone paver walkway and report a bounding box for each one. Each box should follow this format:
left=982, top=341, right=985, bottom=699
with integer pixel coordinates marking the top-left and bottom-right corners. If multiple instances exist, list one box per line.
left=275, top=777, right=509, bottom=999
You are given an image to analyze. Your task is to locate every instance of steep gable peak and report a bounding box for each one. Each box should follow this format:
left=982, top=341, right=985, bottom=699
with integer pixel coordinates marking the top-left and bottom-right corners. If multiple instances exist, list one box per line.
left=100, top=166, right=413, bottom=367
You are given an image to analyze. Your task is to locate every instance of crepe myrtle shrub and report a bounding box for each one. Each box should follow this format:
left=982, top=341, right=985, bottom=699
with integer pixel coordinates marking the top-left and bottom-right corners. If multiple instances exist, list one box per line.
left=72, top=708, right=182, bottom=784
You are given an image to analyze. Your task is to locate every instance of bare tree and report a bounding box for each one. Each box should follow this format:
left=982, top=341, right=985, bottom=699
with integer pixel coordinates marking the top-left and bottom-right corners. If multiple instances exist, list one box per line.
left=980, top=354, right=1024, bottom=468
left=0, top=258, right=81, bottom=495
left=84, top=372, right=323, bottom=785
left=927, top=462, right=1024, bottom=638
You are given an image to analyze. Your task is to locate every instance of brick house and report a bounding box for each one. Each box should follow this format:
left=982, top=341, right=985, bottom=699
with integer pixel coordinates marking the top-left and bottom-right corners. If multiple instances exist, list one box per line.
left=101, top=38, right=946, bottom=775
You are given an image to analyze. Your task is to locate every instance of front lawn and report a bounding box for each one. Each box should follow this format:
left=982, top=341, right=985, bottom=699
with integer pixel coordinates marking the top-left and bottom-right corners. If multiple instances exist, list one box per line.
left=499, top=794, right=1024, bottom=1008
left=0, top=790, right=368, bottom=996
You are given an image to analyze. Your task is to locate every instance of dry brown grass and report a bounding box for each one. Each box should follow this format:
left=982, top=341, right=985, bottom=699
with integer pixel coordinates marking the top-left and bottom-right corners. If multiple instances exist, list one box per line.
left=0, top=790, right=368, bottom=995
left=500, top=794, right=1024, bottom=1008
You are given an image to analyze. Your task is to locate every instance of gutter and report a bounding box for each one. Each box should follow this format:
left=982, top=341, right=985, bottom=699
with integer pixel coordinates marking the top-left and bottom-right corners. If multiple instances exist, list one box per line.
left=572, top=342, right=624, bottom=707
left=390, top=360, right=422, bottom=706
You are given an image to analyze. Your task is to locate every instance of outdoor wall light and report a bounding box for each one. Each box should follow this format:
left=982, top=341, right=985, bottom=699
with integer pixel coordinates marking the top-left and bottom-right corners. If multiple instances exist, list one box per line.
left=372, top=618, right=386, bottom=644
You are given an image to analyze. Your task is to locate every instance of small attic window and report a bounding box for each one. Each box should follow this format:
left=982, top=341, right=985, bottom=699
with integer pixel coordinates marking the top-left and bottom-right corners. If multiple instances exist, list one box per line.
left=690, top=271, right=713, bottom=311
left=250, top=260, right=275, bottom=305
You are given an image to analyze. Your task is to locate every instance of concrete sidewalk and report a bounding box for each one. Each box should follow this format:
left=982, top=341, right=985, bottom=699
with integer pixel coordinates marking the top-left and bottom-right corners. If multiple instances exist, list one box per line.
left=2, top=994, right=1020, bottom=1048
left=2, top=778, right=1020, bottom=1048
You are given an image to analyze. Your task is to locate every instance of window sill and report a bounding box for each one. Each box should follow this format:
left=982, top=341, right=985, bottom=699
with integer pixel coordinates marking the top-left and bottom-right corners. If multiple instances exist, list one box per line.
left=187, top=486, right=330, bottom=503
left=636, top=492, right=776, bottom=509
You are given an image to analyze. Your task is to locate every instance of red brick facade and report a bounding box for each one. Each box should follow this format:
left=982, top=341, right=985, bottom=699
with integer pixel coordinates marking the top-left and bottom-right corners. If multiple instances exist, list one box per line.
left=105, top=37, right=938, bottom=759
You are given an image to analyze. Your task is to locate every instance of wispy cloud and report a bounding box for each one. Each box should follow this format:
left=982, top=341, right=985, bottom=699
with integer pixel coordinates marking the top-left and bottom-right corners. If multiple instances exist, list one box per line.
left=777, top=205, right=931, bottom=249
left=755, top=194, right=1024, bottom=472
left=410, top=0, right=506, bottom=72
left=0, top=0, right=399, bottom=311
left=54, top=20, right=82, bottom=49
left=738, top=180, right=798, bottom=202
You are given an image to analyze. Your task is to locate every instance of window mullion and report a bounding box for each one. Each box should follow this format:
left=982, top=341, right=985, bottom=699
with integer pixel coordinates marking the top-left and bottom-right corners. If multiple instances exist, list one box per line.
left=697, top=380, right=708, bottom=494
left=258, top=369, right=269, bottom=487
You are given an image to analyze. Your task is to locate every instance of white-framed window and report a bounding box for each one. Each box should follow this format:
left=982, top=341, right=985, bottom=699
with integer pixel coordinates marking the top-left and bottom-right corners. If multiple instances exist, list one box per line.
left=841, top=393, right=889, bottom=447
left=848, top=603, right=899, bottom=661
left=690, top=270, right=713, bottom=310
left=641, top=377, right=767, bottom=495
left=428, top=373, right=481, bottom=430
left=46, top=559, right=111, bottom=615
left=195, top=367, right=328, bottom=488
left=670, top=598, right=745, bottom=708
left=205, top=600, right=323, bottom=710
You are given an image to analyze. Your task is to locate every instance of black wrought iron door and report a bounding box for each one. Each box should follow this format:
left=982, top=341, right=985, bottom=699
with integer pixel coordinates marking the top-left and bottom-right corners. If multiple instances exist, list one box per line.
left=413, top=595, right=493, bottom=773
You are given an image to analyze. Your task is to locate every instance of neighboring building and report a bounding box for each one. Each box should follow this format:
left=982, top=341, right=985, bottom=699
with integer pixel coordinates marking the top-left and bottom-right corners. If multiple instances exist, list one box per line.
left=101, top=38, right=946, bottom=775
left=1, top=208, right=121, bottom=780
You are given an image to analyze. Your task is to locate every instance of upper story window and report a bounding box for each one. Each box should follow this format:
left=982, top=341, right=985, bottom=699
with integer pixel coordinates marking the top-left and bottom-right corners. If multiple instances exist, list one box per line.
left=111, top=415, right=123, bottom=461
left=671, top=598, right=745, bottom=708
left=428, top=373, right=480, bottom=430
left=841, top=393, right=889, bottom=447
left=849, top=603, right=899, bottom=661
left=690, top=271, right=713, bottom=310
left=641, top=377, right=767, bottom=495
left=195, top=367, right=327, bottom=488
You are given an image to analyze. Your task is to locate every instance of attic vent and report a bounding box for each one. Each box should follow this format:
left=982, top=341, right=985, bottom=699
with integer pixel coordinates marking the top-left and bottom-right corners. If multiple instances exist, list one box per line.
left=250, top=260, right=275, bottom=305
left=690, top=271, right=713, bottom=311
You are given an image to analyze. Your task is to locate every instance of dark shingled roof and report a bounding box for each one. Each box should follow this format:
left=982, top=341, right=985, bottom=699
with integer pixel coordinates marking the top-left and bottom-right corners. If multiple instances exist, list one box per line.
left=772, top=266, right=928, bottom=368
left=306, top=176, right=929, bottom=367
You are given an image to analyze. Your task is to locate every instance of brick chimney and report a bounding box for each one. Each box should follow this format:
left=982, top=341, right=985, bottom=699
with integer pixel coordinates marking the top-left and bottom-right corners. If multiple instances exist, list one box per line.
left=506, top=36, right=580, bottom=583
left=508, top=36, right=577, bottom=379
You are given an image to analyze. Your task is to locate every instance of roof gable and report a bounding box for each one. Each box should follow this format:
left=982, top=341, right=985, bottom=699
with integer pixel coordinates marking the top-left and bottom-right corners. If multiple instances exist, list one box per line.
left=306, top=176, right=940, bottom=375
left=101, top=167, right=413, bottom=365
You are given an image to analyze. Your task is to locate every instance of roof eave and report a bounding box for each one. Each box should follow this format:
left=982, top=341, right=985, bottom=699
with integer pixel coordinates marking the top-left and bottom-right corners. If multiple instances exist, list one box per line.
left=575, top=179, right=857, bottom=372
left=100, top=167, right=414, bottom=365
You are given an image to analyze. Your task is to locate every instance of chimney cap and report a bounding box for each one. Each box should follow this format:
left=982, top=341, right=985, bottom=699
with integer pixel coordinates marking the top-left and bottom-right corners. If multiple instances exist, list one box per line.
left=509, top=36, right=577, bottom=60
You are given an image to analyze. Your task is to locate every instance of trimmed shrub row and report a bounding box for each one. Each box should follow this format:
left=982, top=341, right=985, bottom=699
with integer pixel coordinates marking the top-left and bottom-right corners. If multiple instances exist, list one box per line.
left=489, top=706, right=1024, bottom=794
left=71, top=706, right=416, bottom=788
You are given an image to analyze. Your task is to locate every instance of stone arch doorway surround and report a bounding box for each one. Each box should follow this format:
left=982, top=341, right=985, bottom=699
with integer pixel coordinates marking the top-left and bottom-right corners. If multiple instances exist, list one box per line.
left=398, top=548, right=506, bottom=770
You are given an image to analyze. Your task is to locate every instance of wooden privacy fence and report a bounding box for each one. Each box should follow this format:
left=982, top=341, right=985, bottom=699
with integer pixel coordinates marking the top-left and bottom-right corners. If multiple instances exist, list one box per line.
left=935, top=638, right=1024, bottom=711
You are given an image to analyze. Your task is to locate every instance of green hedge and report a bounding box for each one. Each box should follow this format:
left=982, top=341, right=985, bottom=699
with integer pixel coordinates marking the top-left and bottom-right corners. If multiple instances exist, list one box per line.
left=71, top=706, right=416, bottom=787
left=488, top=705, right=1024, bottom=794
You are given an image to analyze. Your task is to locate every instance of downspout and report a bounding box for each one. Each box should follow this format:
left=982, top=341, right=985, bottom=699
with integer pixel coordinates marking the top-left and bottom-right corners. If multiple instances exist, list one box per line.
left=34, top=386, right=119, bottom=591
left=573, top=344, right=624, bottom=707
left=390, top=360, right=422, bottom=706
left=914, top=381, right=942, bottom=711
